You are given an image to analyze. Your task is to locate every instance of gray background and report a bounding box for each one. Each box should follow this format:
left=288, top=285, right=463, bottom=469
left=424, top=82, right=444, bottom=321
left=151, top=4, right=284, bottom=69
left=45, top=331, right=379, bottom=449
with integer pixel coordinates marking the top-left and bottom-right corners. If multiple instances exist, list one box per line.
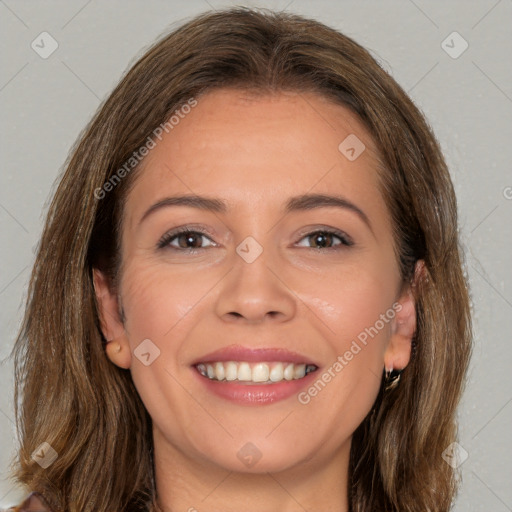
left=1, top=0, right=511, bottom=510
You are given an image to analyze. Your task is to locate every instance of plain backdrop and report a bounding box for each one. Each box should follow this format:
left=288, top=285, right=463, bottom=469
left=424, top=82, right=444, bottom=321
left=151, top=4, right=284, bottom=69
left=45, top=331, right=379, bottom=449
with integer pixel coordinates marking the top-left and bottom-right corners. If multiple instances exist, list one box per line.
left=1, top=1, right=511, bottom=510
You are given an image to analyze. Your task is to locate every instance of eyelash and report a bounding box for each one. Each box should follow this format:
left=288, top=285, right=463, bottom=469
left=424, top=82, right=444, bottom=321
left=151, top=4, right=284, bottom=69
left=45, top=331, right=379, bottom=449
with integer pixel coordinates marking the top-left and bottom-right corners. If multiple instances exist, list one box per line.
left=157, top=226, right=354, bottom=252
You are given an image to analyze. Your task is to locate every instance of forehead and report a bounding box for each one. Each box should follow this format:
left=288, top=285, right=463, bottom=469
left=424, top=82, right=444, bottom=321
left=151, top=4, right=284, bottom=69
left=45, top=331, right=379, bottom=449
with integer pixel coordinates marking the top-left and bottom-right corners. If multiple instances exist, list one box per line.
left=124, top=88, right=387, bottom=228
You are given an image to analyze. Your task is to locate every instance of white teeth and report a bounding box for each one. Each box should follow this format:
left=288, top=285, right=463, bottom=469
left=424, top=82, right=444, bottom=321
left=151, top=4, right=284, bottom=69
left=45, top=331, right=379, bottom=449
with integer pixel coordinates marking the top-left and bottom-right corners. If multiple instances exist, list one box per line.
left=225, top=361, right=238, bottom=381
left=237, top=362, right=252, bottom=381
left=196, top=361, right=317, bottom=383
left=214, top=362, right=225, bottom=381
left=252, top=363, right=270, bottom=382
left=294, top=364, right=306, bottom=379
left=283, top=363, right=295, bottom=381
left=269, top=363, right=284, bottom=382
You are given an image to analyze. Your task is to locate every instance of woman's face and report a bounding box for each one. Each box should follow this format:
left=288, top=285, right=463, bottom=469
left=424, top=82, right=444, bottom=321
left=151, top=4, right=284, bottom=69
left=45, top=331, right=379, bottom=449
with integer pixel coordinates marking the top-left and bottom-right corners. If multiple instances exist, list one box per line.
left=95, top=88, right=416, bottom=474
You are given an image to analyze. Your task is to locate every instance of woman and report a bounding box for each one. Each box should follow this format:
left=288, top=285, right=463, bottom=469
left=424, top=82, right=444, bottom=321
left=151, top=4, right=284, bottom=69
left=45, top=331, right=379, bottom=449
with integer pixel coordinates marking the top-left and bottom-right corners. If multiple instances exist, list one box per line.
left=9, top=7, right=472, bottom=512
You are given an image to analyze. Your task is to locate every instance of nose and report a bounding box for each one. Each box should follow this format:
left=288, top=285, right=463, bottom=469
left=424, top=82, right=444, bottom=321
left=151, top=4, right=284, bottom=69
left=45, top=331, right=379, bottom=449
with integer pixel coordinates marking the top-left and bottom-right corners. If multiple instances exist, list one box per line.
left=214, top=243, right=297, bottom=324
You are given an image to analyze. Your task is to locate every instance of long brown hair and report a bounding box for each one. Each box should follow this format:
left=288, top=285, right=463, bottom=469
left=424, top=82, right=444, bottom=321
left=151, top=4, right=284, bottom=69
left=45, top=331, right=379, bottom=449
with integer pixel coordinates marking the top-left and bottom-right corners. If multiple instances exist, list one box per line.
left=10, top=7, right=472, bottom=511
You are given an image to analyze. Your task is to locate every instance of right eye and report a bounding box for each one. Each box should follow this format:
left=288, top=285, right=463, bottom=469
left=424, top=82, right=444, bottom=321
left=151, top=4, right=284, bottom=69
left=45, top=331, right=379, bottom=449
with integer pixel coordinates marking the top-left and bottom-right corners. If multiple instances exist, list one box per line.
left=157, top=229, right=216, bottom=251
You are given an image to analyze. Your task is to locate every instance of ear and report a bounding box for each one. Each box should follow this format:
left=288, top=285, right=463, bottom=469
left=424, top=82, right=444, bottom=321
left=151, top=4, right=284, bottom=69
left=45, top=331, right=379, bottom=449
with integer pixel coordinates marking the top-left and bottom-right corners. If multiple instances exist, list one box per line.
left=384, top=260, right=424, bottom=371
left=92, top=268, right=131, bottom=369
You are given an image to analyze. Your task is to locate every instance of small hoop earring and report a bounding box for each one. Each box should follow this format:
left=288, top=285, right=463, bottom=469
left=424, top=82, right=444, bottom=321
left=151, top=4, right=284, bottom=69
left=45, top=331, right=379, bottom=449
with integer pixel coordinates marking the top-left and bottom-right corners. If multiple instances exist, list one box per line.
left=384, top=368, right=402, bottom=391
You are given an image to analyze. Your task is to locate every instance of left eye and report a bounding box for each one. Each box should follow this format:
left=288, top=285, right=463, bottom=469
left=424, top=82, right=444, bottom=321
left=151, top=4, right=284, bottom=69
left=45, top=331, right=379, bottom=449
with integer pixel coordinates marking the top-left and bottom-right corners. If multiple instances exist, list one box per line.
left=296, top=230, right=352, bottom=249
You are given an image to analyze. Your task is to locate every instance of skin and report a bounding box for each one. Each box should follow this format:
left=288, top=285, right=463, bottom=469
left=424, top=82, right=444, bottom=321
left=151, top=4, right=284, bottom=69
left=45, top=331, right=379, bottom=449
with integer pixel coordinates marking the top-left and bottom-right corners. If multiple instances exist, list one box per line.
left=94, top=88, right=417, bottom=512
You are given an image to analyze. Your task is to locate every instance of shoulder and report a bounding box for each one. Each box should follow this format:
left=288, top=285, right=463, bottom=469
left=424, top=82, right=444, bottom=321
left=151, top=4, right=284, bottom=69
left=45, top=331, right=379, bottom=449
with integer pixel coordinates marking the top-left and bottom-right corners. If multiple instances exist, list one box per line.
left=6, top=492, right=54, bottom=512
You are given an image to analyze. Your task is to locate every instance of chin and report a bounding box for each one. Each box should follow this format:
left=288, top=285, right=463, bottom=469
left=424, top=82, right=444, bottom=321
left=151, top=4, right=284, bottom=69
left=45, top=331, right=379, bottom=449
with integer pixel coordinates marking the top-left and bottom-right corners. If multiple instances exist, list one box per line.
left=197, top=437, right=319, bottom=474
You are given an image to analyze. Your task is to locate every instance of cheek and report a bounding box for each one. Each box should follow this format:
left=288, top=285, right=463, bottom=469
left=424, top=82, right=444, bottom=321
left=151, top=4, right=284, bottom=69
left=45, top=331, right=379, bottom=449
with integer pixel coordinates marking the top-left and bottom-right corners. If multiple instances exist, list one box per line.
left=116, top=260, right=203, bottom=410
left=120, top=258, right=208, bottom=345
left=299, top=256, right=398, bottom=349
left=117, top=261, right=216, bottom=439
left=334, top=273, right=394, bottom=348
left=295, top=261, right=397, bottom=411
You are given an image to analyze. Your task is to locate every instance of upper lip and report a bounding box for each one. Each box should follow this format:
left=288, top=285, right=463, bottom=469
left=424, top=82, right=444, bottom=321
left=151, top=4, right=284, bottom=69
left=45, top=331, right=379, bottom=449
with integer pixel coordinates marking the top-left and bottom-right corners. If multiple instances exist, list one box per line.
left=191, top=344, right=319, bottom=366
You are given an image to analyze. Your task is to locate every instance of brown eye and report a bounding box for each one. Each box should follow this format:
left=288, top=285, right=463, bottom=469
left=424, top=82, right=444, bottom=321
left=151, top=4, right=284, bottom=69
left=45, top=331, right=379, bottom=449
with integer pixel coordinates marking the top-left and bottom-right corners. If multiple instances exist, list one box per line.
left=297, top=229, right=353, bottom=250
left=158, top=229, right=215, bottom=250
left=175, top=232, right=205, bottom=249
left=309, top=232, right=336, bottom=248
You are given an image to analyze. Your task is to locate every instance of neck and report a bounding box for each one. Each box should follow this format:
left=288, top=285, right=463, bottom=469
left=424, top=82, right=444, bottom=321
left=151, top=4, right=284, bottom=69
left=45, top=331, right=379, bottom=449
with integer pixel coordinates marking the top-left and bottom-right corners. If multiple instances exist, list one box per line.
left=152, top=428, right=350, bottom=512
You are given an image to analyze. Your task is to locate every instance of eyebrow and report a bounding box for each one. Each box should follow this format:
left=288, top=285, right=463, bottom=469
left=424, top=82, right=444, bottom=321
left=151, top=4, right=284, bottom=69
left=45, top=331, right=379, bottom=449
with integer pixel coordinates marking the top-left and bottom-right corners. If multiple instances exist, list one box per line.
left=139, top=193, right=372, bottom=231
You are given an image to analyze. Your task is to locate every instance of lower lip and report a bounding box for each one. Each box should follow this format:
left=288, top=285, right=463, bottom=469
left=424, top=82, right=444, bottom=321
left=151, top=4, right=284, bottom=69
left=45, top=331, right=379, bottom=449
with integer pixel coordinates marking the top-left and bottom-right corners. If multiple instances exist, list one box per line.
left=193, top=367, right=319, bottom=405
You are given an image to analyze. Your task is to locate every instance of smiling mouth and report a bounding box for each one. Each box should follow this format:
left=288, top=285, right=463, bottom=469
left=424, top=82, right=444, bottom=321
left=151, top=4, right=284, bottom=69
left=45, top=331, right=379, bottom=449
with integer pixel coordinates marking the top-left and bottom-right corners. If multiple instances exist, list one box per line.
left=195, top=361, right=318, bottom=384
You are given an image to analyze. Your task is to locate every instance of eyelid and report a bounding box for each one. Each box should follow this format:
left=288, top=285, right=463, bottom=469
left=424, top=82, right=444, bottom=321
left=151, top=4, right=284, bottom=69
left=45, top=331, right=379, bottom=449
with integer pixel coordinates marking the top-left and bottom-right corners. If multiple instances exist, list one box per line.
left=295, top=226, right=354, bottom=247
